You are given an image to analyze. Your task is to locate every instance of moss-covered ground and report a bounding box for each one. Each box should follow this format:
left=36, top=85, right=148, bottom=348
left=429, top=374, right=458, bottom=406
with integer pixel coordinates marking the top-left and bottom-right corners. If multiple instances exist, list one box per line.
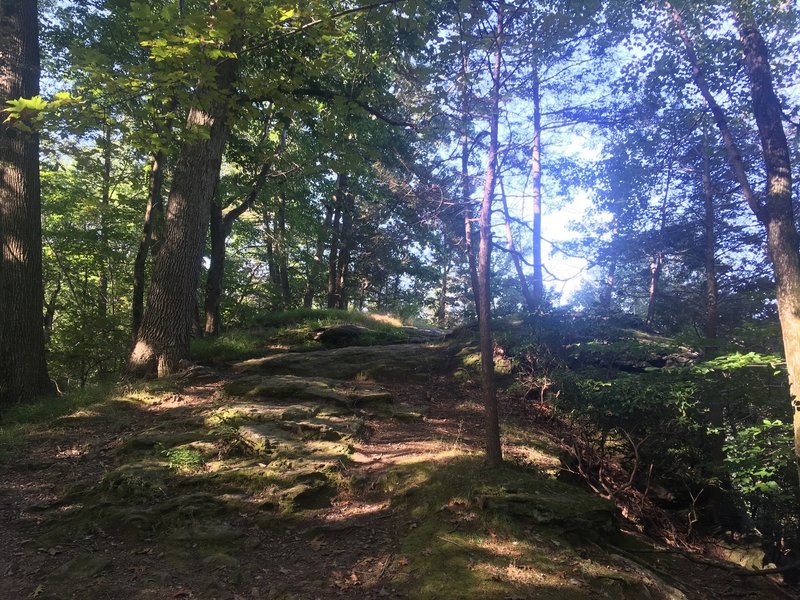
left=0, top=311, right=791, bottom=599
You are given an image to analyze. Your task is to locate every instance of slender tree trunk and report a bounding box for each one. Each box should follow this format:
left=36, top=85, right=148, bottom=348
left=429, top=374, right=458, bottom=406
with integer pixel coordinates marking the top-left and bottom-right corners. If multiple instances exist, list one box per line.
left=335, top=179, right=353, bottom=310
left=457, top=30, right=480, bottom=321
left=645, top=162, right=672, bottom=329
left=278, top=189, right=291, bottom=306
left=98, top=121, right=112, bottom=320
left=327, top=174, right=345, bottom=308
left=0, top=0, right=53, bottom=404
left=203, top=163, right=270, bottom=334
left=702, top=123, right=718, bottom=352
left=127, top=42, right=238, bottom=378
left=599, top=222, right=618, bottom=315
left=436, top=236, right=450, bottom=326
left=500, top=176, right=535, bottom=311
left=132, top=151, right=165, bottom=342
left=529, top=63, right=544, bottom=303
left=204, top=200, right=225, bottom=336
left=304, top=204, right=333, bottom=308
left=44, top=277, right=60, bottom=343
left=477, top=1, right=504, bottom=467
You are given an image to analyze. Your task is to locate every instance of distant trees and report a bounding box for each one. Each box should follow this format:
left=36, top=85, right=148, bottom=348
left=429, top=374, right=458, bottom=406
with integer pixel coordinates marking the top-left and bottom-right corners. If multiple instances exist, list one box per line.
left=0, top=0, right=52, bottom=404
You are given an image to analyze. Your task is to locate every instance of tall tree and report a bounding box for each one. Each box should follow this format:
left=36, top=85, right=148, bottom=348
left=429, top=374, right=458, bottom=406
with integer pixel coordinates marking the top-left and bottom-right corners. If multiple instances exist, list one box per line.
left=0, top=0, right=53, bottom=403
left=477, top=0, right=504, bottom=467
left=127, top=16, right=241, bottom=376
left=669, top=1, right=800, bottom=474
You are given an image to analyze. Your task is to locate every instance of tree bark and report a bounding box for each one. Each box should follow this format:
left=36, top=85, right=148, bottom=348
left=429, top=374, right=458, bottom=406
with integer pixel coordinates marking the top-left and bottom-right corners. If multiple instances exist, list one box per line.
left=436, top=235, right=450, bottom=326
left=735, top=11, right=800, bottom=478
left=0, top=0, right=53, bottom=404
left=127, top=42, right=238, bottom=378
left=203, top=162, right=269, bottom=335
left=203, top=200, right=225, bottom=336
left=673, top=2, right=800, bottom=475
left=477, top=1, right=504, bottom=467
left=132, top=150, right=165, bottom=342
left=529, top=62, right=544, bottom=303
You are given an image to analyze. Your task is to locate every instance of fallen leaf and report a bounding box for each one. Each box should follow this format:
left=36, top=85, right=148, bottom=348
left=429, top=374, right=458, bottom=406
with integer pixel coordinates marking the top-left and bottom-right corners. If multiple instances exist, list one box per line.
left=30, top=584, right=45, bottom=598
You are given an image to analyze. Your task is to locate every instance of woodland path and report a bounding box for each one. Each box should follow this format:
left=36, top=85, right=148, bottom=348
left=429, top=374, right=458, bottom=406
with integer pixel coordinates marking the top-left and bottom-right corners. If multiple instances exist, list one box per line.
left=0, top=330, right=795, bottom=600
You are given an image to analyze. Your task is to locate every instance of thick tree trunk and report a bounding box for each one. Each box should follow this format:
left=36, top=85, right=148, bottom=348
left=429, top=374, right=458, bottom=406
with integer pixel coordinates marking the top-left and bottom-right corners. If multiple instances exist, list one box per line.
left=127, top=48, right=238, bottom=378
left=132, top=151, right=165, bottom=342
left=735, top=13, right=800, bottom=478
left=477, top=1, right=504, bottom=467
left=674, top=3, right=800, bottom=475
left=0, top=0, right=53, bottom=404
left=529, top=63, right=544, bottom=303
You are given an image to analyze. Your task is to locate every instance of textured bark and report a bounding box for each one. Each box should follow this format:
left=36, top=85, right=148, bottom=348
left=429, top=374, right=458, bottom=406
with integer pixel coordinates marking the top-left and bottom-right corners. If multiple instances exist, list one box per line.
left=0, top=0, right=53, bottom=404
left=735, top=12, right=800, bottom=478
left=529, top=63, right=544, bottom=303
left=127, top=47, right=238, bottom=378
left=477, top=2, right=504, bottom=467
left=132, top=151, right=165, bottom=342
left=674, top=3, right=800, bottom=475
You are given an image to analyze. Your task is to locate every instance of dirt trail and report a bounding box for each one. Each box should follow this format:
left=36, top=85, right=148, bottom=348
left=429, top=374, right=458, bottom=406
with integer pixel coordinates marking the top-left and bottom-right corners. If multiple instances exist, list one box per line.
left=0, top=340, right=483, bottom=600
left=1, top=334, right=795, bottom=600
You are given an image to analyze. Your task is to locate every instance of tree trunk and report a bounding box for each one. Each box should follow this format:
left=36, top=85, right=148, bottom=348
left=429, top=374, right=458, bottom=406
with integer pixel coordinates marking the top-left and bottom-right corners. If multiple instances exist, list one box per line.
left=477, top=1, right=504, bottom=467
left=334, top=178, right=353, bottom=310
left=599, top=222, right=618, bottom=315
left=529, top=63, right=544, bottom=303
left=645, top=251, right=663, bottom=328
left=457, top=33, right=480, bottom=322
left=735, top=12, right=800, bottom=479
left=327, top=174, right=345, bottom=308
left=500, top=176, right=535, bottom=311
left=203, top=163, right=269, bottom=335
left=702, top=122, right=718, bottom=352
left=304, top=204, right=333, bottom=308
left=98, top=121, right=112, bottom=320
left=436, top=236, right=450, bottom=326
left=0, top=0, right=53, bottom=404
left=203, top=200, right=225, bottom=336
left=132, top=150, right=165, bottom=342
left=674, top=2, right=800, bottom=476
left=127, top=44, right=238, bottom=378
left=278, top=189, right=291, bottom=307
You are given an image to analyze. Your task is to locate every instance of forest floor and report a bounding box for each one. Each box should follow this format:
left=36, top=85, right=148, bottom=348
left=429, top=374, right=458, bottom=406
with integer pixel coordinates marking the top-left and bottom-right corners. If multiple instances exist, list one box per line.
left=0, top=315, right=796, bottom=600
